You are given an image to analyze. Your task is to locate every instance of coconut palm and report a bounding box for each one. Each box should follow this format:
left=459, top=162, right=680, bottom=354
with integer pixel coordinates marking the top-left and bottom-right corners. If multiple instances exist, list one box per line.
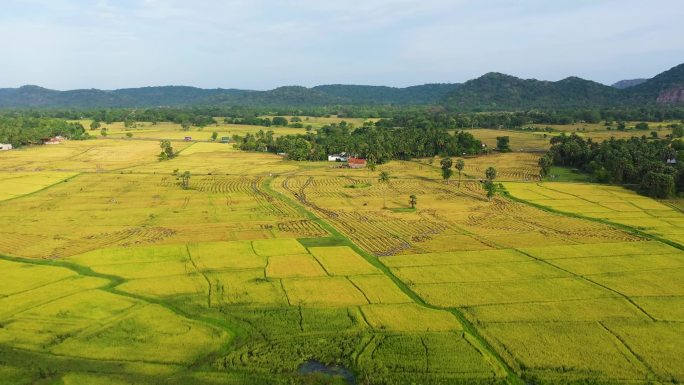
left=455, top=159, right=465, bottom=187
left=378, top=171, right=390, bottom=208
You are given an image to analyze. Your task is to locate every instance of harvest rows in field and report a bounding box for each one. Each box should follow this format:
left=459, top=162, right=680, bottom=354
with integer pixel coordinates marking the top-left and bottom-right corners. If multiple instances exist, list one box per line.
left=457, top=152, right=541, bottom=181
left=277, top=171, right=640, bottom=257
left=505, top=182, right=684, bottom=246
left=0, top=173, right=326, bottom=259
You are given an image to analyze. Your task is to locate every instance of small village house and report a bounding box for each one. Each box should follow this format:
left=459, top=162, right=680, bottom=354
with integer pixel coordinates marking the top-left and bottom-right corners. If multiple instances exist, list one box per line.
left=0, top=143, right=13, bottom=151
left=348, top=157, right=367, bottom=169
left=184, top=136, right=192, bottom=141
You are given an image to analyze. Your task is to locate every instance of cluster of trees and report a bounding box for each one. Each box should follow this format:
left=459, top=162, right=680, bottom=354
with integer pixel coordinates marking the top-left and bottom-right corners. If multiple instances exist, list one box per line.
left=0, top=116, right=88, bottom=146
left=547, top=133, right=684, bottom=198
left=234, top=119, right=486, bottom=162
left=389, top=109, right=684, bottom=130
left=158, top=140, right=176, bottom=161
left=224, top=116, right=295, bottom=127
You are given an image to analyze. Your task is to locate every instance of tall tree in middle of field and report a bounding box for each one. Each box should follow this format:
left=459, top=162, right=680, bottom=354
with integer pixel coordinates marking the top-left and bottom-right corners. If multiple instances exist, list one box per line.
left=440, top=157, right=453, bottom=184
left=378, top=171, right=391, bottom=208
left=409, top=194, right=417, bottom=209
left=455, top=159, right=465, bottom=187
left=484, top=166, right=497, bottom=201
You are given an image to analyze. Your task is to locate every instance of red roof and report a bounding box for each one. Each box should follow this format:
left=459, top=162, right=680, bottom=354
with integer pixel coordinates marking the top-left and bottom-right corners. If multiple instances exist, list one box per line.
left=348, top=157, right=366, bottom=165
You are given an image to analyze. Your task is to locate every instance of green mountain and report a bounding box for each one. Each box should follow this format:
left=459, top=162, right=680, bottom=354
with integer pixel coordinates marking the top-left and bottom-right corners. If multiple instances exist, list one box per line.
left=0, top=83, right=456, bottom=108
left=627, top=63, right=684, bottom=105
left=1, top=63, right=683, bottom=110
left=441, top=63, right=684, bottom=111
left=442, top=73, right=622, bottom=110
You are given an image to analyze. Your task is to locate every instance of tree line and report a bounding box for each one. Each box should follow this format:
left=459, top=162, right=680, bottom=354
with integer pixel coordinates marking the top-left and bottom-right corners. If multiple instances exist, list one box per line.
left=544, top=133, right=684, bottom=198
left=4, top=105, right=684, bottom=130
left=233, top=120, right=485, bottom=163
left=0, top=116, right=88, bottom=146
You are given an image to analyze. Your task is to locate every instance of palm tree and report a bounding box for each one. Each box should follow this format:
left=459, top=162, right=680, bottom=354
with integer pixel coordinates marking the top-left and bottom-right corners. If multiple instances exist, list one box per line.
left=455, top=159, right=465, bottom=187
left=378, top=171, right=390, bottom=208
left=484, top=166, right=497, bottom=201
left=367, top=157, right=377, bottom=177
left=409, top=194, right=417, bottom=209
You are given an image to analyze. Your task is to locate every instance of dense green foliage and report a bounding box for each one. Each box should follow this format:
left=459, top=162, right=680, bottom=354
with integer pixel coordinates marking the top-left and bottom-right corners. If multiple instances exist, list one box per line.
left=548, top=134, right=684, bottom=197
left=235, top=119, right=485, bottom=162
left=0, top=116, right=87, bottom=146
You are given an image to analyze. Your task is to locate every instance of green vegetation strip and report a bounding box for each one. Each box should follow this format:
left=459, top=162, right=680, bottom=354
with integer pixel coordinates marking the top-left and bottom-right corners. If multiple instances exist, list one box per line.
left=263, top=176, right=522, bottom=384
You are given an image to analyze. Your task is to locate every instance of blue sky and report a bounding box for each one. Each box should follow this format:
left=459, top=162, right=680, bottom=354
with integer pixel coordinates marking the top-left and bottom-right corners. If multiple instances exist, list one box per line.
left=2, top=0, right=683, bottom=90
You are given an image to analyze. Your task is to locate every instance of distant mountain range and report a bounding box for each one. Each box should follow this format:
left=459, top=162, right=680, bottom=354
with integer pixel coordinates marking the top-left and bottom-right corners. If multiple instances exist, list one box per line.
left=1, top=63, right=683, bottom=110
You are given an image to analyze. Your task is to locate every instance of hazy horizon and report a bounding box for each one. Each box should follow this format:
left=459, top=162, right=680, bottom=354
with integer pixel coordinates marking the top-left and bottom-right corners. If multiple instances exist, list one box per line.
left=2, top=0, right=684, bottom=90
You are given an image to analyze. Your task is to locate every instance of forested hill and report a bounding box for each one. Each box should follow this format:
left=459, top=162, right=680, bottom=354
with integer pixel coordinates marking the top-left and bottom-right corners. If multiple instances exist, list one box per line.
left=0, top=84, right=458, bottom=108
left=441, top=63, right=684, bottom=111
left=442, top=73, right=622, bottom=110
left=1, top=63, right=683, bottom=110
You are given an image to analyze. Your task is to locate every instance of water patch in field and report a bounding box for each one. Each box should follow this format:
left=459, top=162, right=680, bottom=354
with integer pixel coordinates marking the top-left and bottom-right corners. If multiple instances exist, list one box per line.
left=297, top=360, right=355, bottom=384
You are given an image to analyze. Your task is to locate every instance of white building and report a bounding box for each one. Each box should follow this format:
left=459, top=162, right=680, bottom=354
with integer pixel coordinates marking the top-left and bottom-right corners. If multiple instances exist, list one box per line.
left=0, top=143, right=12, bottom=151
left=328, top=152, right=348, bottom=162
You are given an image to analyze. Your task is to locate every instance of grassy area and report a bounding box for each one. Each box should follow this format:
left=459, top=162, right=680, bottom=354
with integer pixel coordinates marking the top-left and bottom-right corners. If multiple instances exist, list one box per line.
left=546, top=166, right=592, bottom=182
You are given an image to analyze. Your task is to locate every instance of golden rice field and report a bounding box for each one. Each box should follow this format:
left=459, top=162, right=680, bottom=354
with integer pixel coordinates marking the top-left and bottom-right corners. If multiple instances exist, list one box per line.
left=0, top=136, right=682, bottom=384
left=467, top=129, right=552, bottom=151
left=505, top=182, right=684, bottom=245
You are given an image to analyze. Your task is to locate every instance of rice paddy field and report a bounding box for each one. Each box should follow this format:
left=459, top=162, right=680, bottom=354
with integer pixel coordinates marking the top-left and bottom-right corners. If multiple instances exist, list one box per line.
left=0, top=131, right=682, bottom=384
